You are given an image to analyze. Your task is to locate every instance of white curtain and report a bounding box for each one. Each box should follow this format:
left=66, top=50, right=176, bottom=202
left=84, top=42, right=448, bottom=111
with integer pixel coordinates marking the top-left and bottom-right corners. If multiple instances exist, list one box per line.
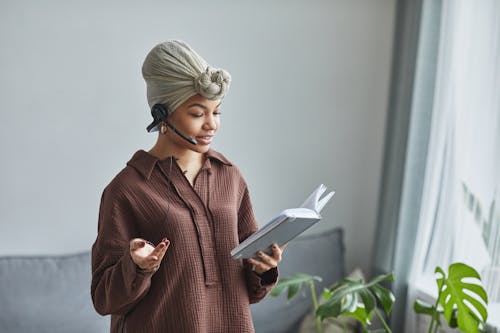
left=406, top=0, right=500, bottom=330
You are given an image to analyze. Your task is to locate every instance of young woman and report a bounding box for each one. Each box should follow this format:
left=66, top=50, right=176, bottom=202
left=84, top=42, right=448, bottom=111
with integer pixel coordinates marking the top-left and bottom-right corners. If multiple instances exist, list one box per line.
left=91, top=40, right=286, bottom=333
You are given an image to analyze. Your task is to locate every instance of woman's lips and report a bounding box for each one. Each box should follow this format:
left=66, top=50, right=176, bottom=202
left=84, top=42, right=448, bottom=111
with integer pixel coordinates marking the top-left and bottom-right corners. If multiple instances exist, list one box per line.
left=196, top=136, right=213, bottom=145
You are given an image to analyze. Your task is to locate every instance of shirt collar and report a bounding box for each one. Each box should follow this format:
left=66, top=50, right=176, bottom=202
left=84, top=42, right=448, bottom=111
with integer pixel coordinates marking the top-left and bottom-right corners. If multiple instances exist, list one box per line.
left=127, top=149, right=232, bottom=180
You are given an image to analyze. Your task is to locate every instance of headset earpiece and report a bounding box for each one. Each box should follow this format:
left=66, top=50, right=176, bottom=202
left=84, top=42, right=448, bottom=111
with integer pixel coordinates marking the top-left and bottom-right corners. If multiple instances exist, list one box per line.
left=146, top=104, right=197, bottom=145
left=152, top=104, right=168, bottom=119
left=147, top=104, right=171, bottom=132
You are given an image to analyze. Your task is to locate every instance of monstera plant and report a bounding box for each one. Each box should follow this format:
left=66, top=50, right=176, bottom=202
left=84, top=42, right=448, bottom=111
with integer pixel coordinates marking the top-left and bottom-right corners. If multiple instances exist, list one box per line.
left=414, top=263, right=488, bottom=333
left=270, top=272, right=395, bottom=333
left=271, top=263, right=489, bottom=333
left=317, top=272, right=395, bottom=333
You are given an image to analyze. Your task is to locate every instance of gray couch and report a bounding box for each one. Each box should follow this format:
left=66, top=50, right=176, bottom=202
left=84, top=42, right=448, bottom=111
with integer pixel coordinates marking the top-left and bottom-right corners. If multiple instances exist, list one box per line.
left=0, top=228, right=345, bottom=333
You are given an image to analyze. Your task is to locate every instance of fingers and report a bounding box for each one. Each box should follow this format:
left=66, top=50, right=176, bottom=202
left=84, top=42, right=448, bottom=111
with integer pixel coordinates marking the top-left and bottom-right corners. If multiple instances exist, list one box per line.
left=149, top=238, right=170, bottom=261
left=247, top=255, right=275, bottom=274
left=247, top=243, right=286, bottom=275
left=247, top=257, right=267, bottom=274
left=271, top=243, right=282, bottom=262
left=247, top=251, right=277, bottom=273
left=259, top=250, right=279, bottom=266
left=130, top=237, right=170, bottom=271
left=144, top=239, right=169, bottom=270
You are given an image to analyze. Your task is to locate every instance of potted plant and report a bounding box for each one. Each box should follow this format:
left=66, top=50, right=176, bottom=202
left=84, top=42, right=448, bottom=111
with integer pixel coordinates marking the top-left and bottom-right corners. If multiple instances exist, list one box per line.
left=413, top=263, right=488, bottom=333
left=270, top=263, right=488, bottom=333
left=270, top=272, right=394, bottom=333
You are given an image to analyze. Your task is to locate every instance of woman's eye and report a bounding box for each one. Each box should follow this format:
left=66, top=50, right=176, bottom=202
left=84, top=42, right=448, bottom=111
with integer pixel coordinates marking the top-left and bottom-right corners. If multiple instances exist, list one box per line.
left=214, top=111, right=222, bottom=115
left=191, top=114, right=204, bottom=118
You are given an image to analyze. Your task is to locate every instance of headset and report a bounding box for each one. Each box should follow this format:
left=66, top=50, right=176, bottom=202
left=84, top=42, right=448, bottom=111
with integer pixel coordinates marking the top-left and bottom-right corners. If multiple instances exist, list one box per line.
left=146, top=104, right=198, bottom=145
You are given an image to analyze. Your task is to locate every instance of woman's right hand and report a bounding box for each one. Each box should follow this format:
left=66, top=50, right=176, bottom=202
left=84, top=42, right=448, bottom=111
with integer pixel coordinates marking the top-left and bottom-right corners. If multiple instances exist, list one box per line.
left=129, top=237, right=170, bottom=272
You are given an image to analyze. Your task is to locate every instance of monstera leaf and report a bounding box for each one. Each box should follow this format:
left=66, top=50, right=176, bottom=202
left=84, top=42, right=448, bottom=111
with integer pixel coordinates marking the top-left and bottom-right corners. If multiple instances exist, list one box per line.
left=435, top=263, right=488, bottom=333
left=316, top=273, right=395, bottom=327
left=270, top=273, right=322, bottom=300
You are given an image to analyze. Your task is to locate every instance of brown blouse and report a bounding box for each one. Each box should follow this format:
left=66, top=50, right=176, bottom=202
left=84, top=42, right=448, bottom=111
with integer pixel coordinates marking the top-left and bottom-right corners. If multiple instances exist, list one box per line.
left=91, top=149, right=278, bottom=333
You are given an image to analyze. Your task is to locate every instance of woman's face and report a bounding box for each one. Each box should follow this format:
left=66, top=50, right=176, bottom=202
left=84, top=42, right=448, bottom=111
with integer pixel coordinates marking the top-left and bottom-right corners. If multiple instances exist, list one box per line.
left=165, top=94, right=221, bottom=154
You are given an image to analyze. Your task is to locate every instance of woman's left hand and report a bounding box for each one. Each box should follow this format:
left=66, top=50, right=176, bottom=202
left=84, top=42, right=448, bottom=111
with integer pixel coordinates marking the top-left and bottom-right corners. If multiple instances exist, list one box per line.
left=247, top=243, right=287, bottom=275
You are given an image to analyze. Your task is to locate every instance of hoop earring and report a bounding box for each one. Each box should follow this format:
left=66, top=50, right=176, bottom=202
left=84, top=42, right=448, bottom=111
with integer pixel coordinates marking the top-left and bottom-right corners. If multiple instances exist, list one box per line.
left=160, top=124, right=167, bottom=134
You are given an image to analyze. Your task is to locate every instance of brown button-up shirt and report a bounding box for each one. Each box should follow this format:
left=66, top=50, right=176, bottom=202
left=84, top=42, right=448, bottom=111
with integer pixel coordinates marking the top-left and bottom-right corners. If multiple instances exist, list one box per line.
left=91, top=149, right=278, bottom=333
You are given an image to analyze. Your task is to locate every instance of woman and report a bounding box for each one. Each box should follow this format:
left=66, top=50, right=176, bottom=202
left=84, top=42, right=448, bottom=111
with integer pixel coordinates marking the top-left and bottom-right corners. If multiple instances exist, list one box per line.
left=91, top=40, right=286, bottom=333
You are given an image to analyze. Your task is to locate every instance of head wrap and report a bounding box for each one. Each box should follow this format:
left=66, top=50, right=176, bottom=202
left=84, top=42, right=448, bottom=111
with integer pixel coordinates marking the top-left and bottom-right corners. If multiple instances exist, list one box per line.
left=142, top=40, right=231, bottom=114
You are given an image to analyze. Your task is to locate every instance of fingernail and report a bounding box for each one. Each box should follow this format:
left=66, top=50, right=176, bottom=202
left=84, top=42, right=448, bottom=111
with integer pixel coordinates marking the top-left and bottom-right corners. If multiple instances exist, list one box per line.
left=138, top=241, right=145, bottom=247
left=159, top=243, right=165, bottom=248
left=272, top=244, right=278, bottom=249
left=162, top=238, right=168, bottom=243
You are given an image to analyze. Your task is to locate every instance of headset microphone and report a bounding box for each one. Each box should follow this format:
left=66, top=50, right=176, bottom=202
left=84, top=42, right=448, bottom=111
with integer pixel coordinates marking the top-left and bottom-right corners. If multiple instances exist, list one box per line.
left=146, top=104, right=198, bottom=145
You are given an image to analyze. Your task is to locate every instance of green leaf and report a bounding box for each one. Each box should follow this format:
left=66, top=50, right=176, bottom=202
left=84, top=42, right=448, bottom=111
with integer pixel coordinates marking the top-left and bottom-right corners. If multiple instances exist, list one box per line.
left=435, top=263, right=488, bottom=333
left=322, top=288, right=333, bottom=300
left=287, top=283, right=300, bottom=300
left=270, top=273, right=322, bottom=299
left=342, top=293, right=358, bottom=312
left=370, top=284, right=395, bottom=315
left=435, top=266, right=446, bottom=291
left=369, top=272, right=395, bottom=285
left=413, top=299, right=437, bottom=316
left=358, top=289, right=377, bottom=314
left=316, top=298, right=342, bottom=318
left=343, top=306, right=372, bottom=327
left=316, top=272, right=394, bottom=324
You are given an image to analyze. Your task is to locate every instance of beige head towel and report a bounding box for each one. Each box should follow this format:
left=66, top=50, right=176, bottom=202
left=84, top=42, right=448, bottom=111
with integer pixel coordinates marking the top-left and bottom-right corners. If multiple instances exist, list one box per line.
left=142, top=40, right=231, bottom=114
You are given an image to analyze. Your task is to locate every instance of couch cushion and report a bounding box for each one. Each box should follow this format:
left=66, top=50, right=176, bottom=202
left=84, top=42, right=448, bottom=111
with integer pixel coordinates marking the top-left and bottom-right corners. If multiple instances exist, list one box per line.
left=0, top=252, right=109, bottom=333
left=251, top=227, right=345, bottom=333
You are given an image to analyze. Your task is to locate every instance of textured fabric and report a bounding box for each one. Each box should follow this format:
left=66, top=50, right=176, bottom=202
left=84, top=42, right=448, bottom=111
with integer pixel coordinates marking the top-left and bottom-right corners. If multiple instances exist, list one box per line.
left=142, top=40, right=231, bottom=112
left=91, top=149, right=278, bottom=333
left=0, top=252, right=109, bottom=333
left=372, top=1, right=440, bottom=331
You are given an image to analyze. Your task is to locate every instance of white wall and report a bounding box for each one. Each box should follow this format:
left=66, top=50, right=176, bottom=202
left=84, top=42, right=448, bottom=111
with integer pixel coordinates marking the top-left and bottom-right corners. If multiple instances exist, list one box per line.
left=0, top=0, right=395, bottom=276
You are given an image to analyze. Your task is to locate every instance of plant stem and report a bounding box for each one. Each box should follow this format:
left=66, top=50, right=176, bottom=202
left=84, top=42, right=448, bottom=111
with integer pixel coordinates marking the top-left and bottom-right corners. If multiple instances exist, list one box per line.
left=428, top=319, right=435, bottom=333
left=427, top=295, right=441, bottom=333
left=309, top=280, right=322, bottom=333
left=374, top=308, right=393, bottom=333
left=433, top=314, right=441, bottom=333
